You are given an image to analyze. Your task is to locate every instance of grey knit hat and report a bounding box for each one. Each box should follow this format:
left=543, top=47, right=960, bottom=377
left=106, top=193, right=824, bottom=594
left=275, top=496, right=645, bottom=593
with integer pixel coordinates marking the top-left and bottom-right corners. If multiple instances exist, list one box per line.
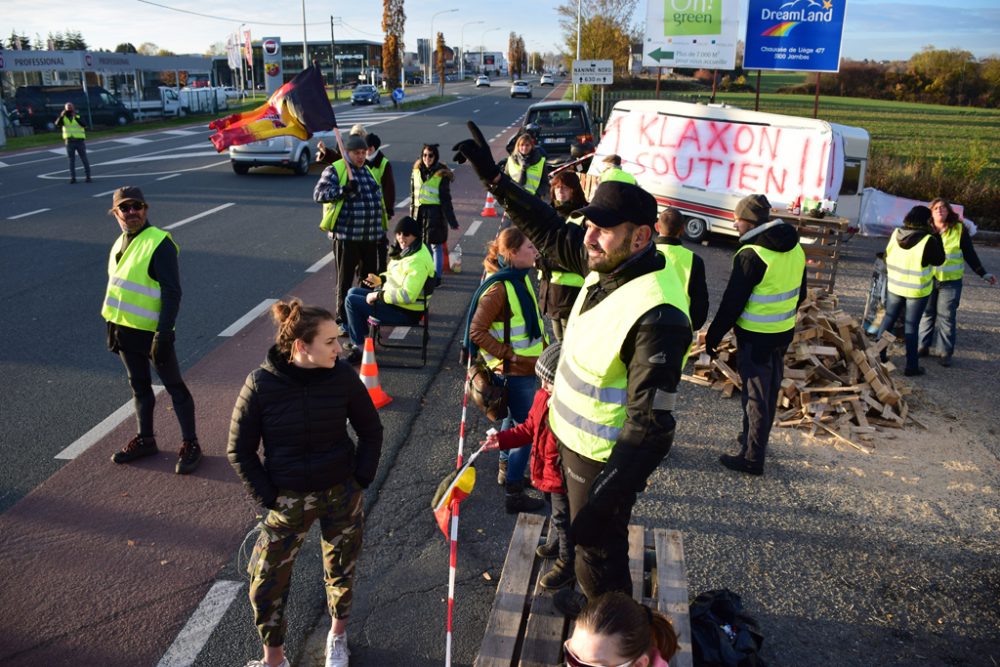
left=535, top=342, right=562, bottom=386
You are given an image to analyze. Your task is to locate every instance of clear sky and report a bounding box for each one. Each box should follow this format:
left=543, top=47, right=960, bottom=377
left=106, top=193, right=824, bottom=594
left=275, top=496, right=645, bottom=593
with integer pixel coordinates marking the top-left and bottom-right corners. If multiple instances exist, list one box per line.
left=2, top=0, right=998, bottom=62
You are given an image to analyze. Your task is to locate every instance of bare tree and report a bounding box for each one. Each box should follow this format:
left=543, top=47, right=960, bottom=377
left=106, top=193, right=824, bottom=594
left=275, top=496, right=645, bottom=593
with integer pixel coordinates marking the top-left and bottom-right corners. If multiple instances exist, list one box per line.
left=382, top=0, right=406, bottom=90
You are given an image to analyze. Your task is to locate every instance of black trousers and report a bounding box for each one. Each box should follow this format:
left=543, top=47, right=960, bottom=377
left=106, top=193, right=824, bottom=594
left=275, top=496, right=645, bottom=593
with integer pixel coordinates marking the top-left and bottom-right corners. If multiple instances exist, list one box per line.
left=66, top=139, right=90, bottom=179
left=560, top=444, right=636, bottom=600
left=333, top=239, right=379, bottom=322
left=119, top=344, right=197, bottom=442
left=736, top=338, right=788, bottom=468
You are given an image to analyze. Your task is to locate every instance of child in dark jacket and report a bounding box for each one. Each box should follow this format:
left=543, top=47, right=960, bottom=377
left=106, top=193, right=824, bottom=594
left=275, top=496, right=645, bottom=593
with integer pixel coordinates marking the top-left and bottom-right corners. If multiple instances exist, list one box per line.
left=483, top=342, right=574, bottom=589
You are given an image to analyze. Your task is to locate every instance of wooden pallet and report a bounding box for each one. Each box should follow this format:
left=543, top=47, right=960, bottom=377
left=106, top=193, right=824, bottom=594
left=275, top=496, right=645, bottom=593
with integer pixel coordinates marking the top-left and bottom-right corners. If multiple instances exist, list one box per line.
left=475, top=513, right=693, bottom=667
left=772, top=211, right=850, bottom=293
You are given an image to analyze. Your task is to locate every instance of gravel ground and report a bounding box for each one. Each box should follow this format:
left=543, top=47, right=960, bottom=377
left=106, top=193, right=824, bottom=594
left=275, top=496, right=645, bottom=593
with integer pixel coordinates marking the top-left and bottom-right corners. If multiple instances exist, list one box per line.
left=301, top=233, right=1000, bottom=667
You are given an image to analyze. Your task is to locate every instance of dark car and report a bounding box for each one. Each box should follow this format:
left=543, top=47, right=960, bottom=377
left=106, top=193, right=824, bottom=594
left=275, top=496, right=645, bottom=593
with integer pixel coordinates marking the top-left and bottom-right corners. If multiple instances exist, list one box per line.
left=13, top=85, right=132, bottom=131
left=351, top=84, right=381, bottom=106
left=520, top=101, right=595, bottom=164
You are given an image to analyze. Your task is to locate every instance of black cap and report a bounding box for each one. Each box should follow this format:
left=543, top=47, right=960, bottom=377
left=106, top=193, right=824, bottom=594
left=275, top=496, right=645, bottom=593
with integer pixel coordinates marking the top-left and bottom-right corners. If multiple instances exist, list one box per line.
left=734, top=194, right=772, bottom=226
left=112, top=186, right=146, bottom=207
left=576, top=181, right=657, bottom=229
left=366, top=133, right=381, bottom=150
left=394, top=216, right=421, bottom=238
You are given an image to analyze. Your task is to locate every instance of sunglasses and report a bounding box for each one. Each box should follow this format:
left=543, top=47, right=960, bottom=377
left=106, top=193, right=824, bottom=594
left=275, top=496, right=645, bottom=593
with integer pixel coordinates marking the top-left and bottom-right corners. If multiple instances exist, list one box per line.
left=117, top=202, right=146, bottom=213
left=563, top=641, right=636, bottom=667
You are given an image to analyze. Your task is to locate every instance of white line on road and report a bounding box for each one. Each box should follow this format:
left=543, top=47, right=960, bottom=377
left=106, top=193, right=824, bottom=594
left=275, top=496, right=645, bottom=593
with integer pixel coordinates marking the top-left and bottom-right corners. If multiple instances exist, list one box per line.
left=49, top=149, right=66, bottom=156
left=397, top=196, right=411, bottom=209
left=93, top=189, right=119, bottom=198
left=155, top=580, right=243, bottom=667
left=164, top=202, right=235, bottom=230
left=219, top=299, right=278, bottom=336
left=7, top=208, right=50, bottom=220
left=465, top=220, right=483, bottom=236
left=437, top=121, right=449, bottom=127
left=306, top=252, right=335, bottom=273
left=0, top=161, right=8, bottom=168
left=161, top=129, right=204, bottom=136
left=389, top=326, right=411, bottom=340
left=156, top=173, right=182, bottom=181
left=55, top=386, right=165, bottom=460
left=112, top=137, right=153, bottom=146
left=473, top=109, right=480, bottom=114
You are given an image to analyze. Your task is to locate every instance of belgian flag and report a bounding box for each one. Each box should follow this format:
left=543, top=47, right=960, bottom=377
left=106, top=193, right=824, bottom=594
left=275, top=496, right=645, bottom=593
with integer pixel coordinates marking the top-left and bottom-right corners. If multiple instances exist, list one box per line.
left=209, top=65, right=336, bottom=152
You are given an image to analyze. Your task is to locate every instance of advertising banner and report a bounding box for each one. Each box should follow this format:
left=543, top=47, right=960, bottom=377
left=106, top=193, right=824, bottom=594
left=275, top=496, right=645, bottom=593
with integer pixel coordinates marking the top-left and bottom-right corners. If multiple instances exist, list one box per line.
left=262, top=36, right=283, bottom=95
left=744, top=0, right=849, bottom=72
left=643, top=0, right=740, bottom=69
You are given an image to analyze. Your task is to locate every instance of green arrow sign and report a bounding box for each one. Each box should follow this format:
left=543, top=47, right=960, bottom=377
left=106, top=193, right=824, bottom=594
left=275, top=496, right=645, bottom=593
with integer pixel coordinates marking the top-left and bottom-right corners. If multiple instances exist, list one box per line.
left=647, top=48, right=674, bottom=62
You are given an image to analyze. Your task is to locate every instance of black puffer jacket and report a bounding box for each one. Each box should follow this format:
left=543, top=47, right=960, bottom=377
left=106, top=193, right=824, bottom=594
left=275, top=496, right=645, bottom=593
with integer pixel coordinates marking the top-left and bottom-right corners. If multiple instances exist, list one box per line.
left=411, top=161, right=459, bottom=245
left=227, top=345, right=383, bottom=509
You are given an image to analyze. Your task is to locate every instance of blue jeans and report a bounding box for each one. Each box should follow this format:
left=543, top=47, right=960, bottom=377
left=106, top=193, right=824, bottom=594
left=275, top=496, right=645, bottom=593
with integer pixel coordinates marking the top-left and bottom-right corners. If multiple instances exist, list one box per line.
left=344, top=287, right=419, bottom=347
left=497, top=374, right=538, bottom=485
left=876, top=292, right=929, bottom=371
left=918, top=279, right=962, bottom=357
left=431, top=244, right=444, bottom=283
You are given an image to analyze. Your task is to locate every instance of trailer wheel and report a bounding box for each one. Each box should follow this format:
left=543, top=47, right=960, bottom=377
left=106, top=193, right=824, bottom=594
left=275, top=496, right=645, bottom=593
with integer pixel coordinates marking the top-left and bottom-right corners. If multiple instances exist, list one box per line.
left=683, top=217, right=708, bottom=243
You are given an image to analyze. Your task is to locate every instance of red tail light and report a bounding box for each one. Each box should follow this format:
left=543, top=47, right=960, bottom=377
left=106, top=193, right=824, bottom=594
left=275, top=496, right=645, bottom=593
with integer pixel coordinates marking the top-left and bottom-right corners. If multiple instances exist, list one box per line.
left=576, top=133, right=592, bottom=144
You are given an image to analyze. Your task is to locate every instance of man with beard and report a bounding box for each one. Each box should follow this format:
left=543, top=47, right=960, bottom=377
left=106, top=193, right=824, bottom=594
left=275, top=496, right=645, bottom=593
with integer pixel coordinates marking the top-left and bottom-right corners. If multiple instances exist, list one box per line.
left=453, top=122, right=692, bottom=619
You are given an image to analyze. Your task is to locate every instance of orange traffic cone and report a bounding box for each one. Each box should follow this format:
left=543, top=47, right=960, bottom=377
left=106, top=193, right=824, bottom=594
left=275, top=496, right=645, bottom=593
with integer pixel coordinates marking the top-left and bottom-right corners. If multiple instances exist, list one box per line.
left=359, top=337, right=392, bottom=408
left=442, top=241, right=451, bottom=272
left=481, top=192, right=497, bottom=217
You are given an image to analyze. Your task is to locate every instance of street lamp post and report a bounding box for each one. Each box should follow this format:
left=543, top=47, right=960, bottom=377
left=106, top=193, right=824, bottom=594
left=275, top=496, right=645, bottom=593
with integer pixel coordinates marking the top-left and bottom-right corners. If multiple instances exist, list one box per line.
left=575, top=0, right=582, bottom=100
left=429, top=8, right=459, bottom=86
left=460, top=20, right=484, bottom=82
left=301, top=0, right=309, bottom=68
left=480, top=27, right=502, bottom=77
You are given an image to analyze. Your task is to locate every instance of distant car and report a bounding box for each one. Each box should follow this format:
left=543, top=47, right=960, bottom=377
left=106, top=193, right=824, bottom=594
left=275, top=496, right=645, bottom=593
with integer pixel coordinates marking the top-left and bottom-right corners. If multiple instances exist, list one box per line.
left=510, top=80, right=532, bottom=99
left=221, top=86, right=246, bottom=99
left=539, top=74, right=554, bottom=86
left=229, top=131, right=335, bottom=176
left=351, top=84, right=381, bottom=106
left=407, top=76, right=424, bottom=85
left=475, top=75, right=490, bottom=88
left=519, top=100, right=595, bottom=164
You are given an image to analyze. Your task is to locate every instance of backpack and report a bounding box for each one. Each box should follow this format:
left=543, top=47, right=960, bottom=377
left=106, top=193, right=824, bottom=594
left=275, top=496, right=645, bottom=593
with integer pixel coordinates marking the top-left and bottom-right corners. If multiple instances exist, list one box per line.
left=690, top=589, right=767, bottom=667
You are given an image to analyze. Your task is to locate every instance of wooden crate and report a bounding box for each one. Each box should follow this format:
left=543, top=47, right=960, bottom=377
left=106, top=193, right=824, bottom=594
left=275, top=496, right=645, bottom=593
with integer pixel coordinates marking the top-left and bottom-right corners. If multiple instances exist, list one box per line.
left=475, top=513, right=693, bottom=667
left=772, top=211, right=850, bottom=293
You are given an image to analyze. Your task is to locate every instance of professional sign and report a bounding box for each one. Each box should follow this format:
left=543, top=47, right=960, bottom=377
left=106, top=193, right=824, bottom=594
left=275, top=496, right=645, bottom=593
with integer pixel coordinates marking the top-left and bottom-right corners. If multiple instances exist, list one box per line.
left=643, top=0, right=740, bottom=69
left=0, top=49, right=211, bottom=73
left=572, top=60, right=613, bottom=85
left=744, top=0, right=849, bottom=72
left=262, top=37, right=283, bottom=95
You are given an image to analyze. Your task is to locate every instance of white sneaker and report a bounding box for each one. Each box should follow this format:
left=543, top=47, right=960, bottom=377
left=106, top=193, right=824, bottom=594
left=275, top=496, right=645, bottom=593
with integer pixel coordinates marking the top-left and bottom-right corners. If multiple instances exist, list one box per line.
left=243, top=660, right=289, bottom=667
left=326, top=630, right=350, bottom=667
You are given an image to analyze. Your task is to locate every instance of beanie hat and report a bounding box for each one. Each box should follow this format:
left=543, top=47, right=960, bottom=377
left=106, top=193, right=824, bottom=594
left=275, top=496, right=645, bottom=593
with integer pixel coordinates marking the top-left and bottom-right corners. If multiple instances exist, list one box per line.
left=535, top=342, right=562, bottom=386
left=734, top=194, right=772, bottom=226
left=366, top=133, right=381, bottom=150
left=903, top=205, right=932, bottom=231
left=345, top=134, right=367, bottom=152
left=394, top=215, right=421, bottom=238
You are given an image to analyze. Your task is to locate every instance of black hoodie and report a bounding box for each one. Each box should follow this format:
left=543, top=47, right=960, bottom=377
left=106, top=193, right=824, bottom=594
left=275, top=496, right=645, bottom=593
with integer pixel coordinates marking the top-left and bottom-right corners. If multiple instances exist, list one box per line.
left=706, top=220, right=809, bottom=352
left=227, top=345, right=383, bottom=509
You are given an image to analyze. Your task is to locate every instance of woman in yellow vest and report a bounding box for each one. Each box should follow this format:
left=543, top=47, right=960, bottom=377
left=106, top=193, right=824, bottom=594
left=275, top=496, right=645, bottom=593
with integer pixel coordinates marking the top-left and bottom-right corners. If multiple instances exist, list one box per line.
left=917, top=198, right=997, bottom=367
left=538, top=170, right=588, bottom=341
left=502, top=130, right=550, bottom=201
left=875, top=206, right=945, bottom=376
left=410, top=144, right=459, bottom=285
left=464, top=228, right=548, bottom=513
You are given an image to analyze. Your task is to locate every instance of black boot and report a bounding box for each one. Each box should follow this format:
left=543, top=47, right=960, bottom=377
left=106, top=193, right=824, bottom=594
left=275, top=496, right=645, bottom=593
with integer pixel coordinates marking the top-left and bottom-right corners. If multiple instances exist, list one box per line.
left=536, top=540, right=559, bottom=559
left=539, top=559, right=576, bottom=590
left=505, top=481, right=544, bottom=514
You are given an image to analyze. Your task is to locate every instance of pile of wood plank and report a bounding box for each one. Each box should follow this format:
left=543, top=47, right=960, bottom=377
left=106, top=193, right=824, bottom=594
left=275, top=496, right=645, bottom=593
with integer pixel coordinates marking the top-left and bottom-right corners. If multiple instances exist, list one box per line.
left=684, top=290, right=910, bottom=453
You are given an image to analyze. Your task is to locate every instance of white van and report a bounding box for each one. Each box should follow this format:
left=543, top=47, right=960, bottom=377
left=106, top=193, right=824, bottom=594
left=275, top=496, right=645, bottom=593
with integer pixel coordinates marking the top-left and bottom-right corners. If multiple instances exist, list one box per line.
left=589, top=100, right=870, bottom=242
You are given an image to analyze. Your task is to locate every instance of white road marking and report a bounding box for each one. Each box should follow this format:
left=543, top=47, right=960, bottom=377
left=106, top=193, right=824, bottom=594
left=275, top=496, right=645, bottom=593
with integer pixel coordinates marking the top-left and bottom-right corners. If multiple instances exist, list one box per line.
left=473, top=109, right=480, bottom=114
left=7, top=208, right=50, bottom=220
left=389, top=326, right=411, bottom=340
left=156, top=173, right=182, bottom=181
left=49, top=149, right=66, bottom=156
left=0, top=161, right=8, bottom=168
left=437, top=121, right=449, bottom=127
left=465, top=220, right=483, bottom=236
left=111, top=137, right=153, bottom=146
left=306, top=252, right=335, bottom=273
left=219, top=299, right=278, bottom=336
left=93, top=188, right=119, bottom=198
left=55, top=385, right=165, bottom=460
left=161, top=129, right=204, bottom=136
left=164, top=202, right=235, bottom=230
left=155, top=580, right=243, bottom=667
left=397, top=196, right=411, bottom=209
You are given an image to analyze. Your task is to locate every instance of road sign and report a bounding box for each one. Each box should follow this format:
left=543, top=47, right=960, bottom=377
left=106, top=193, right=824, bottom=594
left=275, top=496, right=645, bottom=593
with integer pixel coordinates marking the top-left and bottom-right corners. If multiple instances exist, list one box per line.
left=643, top=0, right=739, bottom=69
left=572, top=60, right=613, bottom=85
left=743, top=0, right=849, bottom=72
left=392, top=88, right=405, bottom=102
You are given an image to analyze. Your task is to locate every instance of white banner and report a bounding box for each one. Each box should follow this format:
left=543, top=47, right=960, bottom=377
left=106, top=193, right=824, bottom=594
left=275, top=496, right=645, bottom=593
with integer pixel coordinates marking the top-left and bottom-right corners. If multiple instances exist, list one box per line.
left=597, top=106, right=844, bottom=205
left=858, top=188, right=972, bottom=237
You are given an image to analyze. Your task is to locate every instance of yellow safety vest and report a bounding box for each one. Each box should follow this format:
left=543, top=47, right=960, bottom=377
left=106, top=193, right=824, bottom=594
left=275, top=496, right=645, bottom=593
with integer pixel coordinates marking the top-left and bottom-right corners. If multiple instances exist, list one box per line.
left=885, top=230, right=932, bottom=298
left=550, top=268, right=690, bottom=462
left=734, top=243, right=806, bottom=334
left=934, top=224, right=964, bottom=282
left=600, top=166, right=637, bottom=185
left=381, top=243, right=435, bottom=312
left=412, top=168, right=442, bottom=207
left=319, top=160, right=385, bottom=232
left=101, top=226, right=177, bottom=332
left=506, top=158, right=545, bottom=195
left=656, top=242, right=693, bottom=311
left=368, top=155, right=388, bottom=183
left=62, top=116, right=86, bottom=140
left=479, top=276, right=548, bottom=371
left=543, top=213, right=585, bottom=287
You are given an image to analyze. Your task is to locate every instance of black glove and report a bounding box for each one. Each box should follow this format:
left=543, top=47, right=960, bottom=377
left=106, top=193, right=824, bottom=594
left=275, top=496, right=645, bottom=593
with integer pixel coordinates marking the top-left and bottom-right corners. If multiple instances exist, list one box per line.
left=589, top=438, right=673, bottom=510
left=452, top=121, right=500, bottom=185
left=704, top=334, right=720, bottom=358
left=150, top=330, right=175, bottom=365
left=449, top=220, right=459, bottom=230
left=342, top=178, right=359, bottom=198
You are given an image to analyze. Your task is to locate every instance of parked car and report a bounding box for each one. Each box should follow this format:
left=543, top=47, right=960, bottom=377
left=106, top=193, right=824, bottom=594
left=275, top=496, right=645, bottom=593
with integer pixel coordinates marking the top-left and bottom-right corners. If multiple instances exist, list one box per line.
left=539, top=73, right=554, bottom=86
left=475, top=75, right=490, bottom=88
left=510, top=80, right=532, bottom=99
left=221, top=86, right=247, bottom=99
left=229, top=131, right=335, bottom=176
left=13, top=85, right=132, bottom=131
left=351, top=84, right=381, bottom=106
left=519, top=100, right=595, bottom=164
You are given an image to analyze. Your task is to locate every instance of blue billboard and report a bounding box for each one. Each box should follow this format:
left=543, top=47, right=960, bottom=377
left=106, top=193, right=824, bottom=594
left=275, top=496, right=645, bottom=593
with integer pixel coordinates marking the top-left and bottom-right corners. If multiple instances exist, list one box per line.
left=743, top=0, right=848, bottom=72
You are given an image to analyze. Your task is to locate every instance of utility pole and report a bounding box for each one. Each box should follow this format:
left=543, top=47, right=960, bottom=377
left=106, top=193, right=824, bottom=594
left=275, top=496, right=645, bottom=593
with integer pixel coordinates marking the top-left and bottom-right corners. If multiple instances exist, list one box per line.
left=575, top=0, right=582, bottom=100
left=330, top=16, right=339, bottom=98
left=301, top=0, right=309, bottom=68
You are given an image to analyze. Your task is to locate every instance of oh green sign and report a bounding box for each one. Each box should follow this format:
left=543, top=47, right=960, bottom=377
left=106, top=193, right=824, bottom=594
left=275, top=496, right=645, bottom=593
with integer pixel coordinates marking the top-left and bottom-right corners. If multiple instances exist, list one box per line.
left=664, top=0, right=723, bottom=36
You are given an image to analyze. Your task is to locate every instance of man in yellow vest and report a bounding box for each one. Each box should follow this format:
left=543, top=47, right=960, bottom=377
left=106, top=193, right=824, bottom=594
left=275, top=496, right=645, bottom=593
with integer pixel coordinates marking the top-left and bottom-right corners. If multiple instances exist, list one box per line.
left=103, top=187, right=202, bottom=474
left=655, top=207, right=709, bottom=331
left=453, top=122, right=693, bottom=619
left=705, top=195, right=807, bottom=476
left=598, top=154, right=637, bottom=185
left=54, top=103, right=91, bottom=184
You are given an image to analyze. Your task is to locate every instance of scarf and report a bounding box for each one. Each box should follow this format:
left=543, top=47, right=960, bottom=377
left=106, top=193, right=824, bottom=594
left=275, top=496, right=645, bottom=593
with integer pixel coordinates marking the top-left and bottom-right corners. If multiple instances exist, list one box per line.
left=462, top=256, right=543, bottom=360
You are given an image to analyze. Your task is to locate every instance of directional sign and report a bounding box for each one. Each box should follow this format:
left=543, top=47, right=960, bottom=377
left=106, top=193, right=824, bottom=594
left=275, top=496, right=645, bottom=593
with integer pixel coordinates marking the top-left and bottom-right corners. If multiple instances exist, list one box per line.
left=392, top=88, right=405, bottom=102
left=643, top=0, right=739, bottom=69
left=572, top=60, right=613, bottom=85
left=744, top=0, right=848, bottom=72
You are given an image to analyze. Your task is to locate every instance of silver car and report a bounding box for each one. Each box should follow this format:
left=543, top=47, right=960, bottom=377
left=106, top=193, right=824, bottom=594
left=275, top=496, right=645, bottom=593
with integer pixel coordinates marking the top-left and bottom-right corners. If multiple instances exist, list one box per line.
left=510, top=80, right=532, bottom=99
left=229, top=131, right=337, bottom=176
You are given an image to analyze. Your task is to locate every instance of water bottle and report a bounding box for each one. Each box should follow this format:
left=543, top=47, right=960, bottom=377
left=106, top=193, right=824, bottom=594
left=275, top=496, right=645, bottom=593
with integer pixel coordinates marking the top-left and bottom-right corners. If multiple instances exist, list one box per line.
left=451, top=244, right=463, bottom=273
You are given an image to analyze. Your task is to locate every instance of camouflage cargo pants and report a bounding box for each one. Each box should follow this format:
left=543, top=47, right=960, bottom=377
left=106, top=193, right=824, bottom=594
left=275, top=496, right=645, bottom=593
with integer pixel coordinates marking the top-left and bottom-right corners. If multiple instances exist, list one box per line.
left=247, top=480, right=365, bottom=646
